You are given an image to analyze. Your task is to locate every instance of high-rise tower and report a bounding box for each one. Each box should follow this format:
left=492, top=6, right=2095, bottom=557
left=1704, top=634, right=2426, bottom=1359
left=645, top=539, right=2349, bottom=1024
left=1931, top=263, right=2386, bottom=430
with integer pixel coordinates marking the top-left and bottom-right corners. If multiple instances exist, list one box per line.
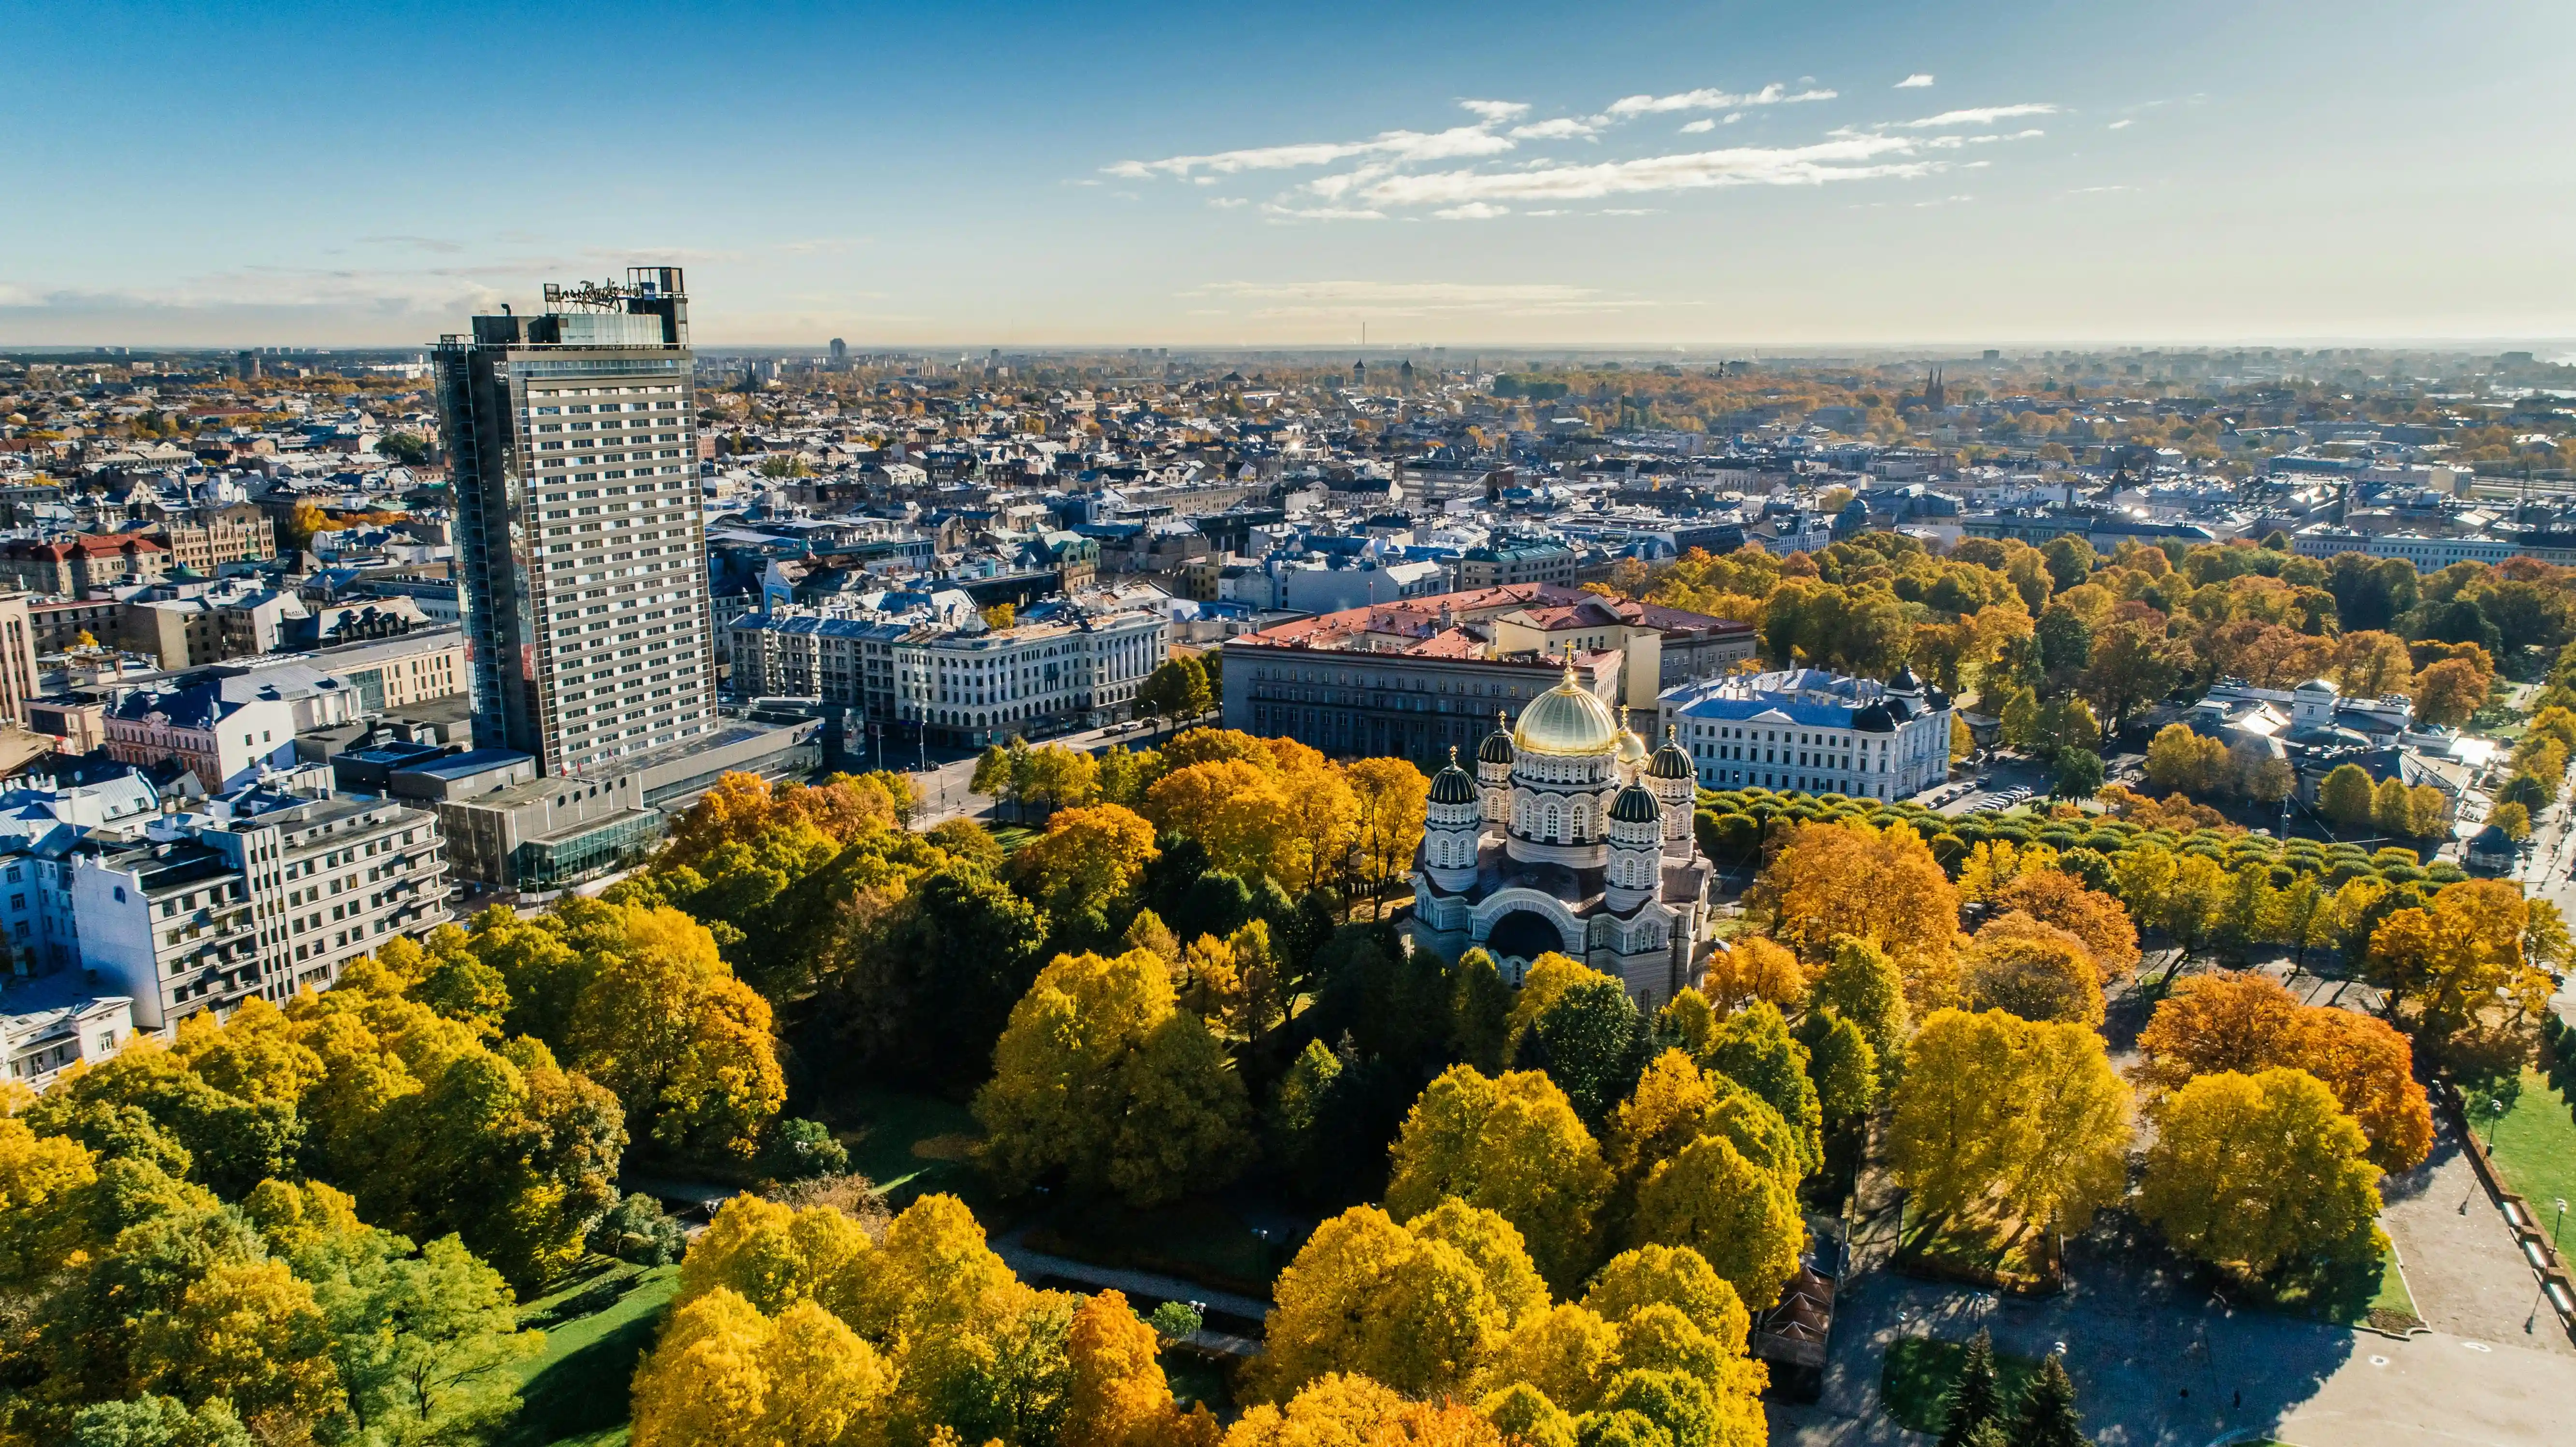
left=433, top=267, right=714, bottom=775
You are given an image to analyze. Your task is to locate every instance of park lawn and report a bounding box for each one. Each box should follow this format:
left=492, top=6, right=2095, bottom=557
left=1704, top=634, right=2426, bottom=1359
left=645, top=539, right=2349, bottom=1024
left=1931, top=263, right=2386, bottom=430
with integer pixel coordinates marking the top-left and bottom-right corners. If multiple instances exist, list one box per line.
left=500, top=1261, right=680, bottom=1447
left=837, top=1083, right=986, bottom=1206
left=2484, top=1067, right=2576, bottom=1223
left=1878, top=1336, right=2043, bottom=1434
left=2240, top=1238, right=2420, bottom=1334
left=987, top=823, right=1040, bottom=855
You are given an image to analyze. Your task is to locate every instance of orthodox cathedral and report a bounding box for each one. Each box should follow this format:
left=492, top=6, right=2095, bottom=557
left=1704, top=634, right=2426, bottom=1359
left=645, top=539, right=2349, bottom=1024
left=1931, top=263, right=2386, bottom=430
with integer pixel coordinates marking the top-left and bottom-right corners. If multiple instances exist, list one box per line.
left=1410, top=662, right=1713, bottom=1007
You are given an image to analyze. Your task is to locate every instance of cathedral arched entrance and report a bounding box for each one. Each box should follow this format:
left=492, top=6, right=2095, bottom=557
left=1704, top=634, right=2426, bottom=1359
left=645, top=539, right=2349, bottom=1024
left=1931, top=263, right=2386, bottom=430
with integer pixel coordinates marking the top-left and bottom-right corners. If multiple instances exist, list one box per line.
left=1483, top=908, right=1574, bottom=985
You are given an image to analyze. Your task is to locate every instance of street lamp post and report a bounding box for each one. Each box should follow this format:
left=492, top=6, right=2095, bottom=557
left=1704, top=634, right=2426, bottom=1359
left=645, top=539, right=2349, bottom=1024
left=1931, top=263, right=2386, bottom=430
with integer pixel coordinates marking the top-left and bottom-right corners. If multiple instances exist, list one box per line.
left=2487, top=1096, right=2507, bottom=1150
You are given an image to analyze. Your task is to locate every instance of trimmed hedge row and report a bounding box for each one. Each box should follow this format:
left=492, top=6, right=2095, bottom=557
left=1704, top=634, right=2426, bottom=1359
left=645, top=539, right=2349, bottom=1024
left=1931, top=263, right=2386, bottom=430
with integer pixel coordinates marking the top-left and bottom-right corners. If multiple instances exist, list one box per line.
left=1690, top=787, right=2465, bottom=889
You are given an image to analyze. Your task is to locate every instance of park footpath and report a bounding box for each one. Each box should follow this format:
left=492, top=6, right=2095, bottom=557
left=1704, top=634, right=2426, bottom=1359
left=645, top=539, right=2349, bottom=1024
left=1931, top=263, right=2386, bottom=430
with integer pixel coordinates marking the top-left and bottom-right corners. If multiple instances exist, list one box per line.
left=1770, top=1111, right=2576, bottom=1447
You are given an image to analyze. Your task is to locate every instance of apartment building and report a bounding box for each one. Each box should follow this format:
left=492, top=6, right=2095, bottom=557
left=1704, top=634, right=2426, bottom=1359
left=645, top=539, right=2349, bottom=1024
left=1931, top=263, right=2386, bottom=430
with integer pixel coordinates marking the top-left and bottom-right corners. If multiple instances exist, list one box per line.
left=726, top=609, right=914, bottom=721
left=1453, top=542, right=1577, bottom=589
left=75, top=786, right=450, bottom=1029
left=436, top=267, right=715, bottom=776
left=152, top=503, right=277, bottom=572
left=0, top=534, right=171, bottom=598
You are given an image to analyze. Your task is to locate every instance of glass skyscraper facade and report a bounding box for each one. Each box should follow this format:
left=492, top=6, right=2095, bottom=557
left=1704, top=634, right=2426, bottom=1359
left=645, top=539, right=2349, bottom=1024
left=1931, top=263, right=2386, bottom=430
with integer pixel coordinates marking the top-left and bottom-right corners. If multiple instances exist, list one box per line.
left=433, top=268, right=715, bottom=776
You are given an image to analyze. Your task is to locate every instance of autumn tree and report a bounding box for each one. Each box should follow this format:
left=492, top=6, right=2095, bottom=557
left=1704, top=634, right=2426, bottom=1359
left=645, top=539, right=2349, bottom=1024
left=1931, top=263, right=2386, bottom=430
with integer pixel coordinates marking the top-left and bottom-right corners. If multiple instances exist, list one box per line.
left=976, top=948, right=1253, bottom=1207
left=1887, top=1009, right=2132, bottom=1237
left=1746, top=819, right=1961, bottom=1009
left=1385, top=1065, right=1613, bottom=1293
left=1064, top=1290, right=1216, bottom=1447
left=559, top=903, right=785, bottom=1161
left=1963, top=912, right=2104, bottom=1026
left=630, top=1288, right=892, bottom=1447
left=1011, top=804, right=1161, bottom=940
left=2133, top=971, right=2431, bottom=1173
left=1989, top=870, right=2140, bottom=981
left=2366, top=879, right=2552, bottom=1048
left=2138, top=1068, right=2382, bottom=1277
left=1346, top=758, right=1430, bottom=914
left=1258, top=1201, right=1544, bottom=1400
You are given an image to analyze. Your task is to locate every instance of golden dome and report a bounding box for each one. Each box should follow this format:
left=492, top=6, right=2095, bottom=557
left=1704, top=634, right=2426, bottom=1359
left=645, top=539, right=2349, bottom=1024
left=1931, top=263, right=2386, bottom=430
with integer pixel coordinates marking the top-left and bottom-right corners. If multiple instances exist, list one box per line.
left=1616, top=706, right=1649, bottom=767
left=1513, top=663, right=1622, bottom=757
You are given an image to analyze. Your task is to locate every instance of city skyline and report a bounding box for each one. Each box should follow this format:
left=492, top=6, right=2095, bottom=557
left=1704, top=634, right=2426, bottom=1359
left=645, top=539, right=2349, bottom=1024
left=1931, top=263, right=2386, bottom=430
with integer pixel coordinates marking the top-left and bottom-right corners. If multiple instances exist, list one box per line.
left=2, top=0, right=2572, bottom=348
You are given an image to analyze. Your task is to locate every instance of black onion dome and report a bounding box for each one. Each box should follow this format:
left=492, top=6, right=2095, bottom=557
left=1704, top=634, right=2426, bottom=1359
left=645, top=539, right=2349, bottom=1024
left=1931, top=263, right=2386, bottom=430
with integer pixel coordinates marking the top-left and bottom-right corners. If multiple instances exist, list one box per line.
left=1430, top=749, right=1479, bottom=805
left=1478, top=712, right=1517, bottom=765
left=1610, top=780, right=1662, bottom=824
left=1649, top=724, right=1695, bottom=780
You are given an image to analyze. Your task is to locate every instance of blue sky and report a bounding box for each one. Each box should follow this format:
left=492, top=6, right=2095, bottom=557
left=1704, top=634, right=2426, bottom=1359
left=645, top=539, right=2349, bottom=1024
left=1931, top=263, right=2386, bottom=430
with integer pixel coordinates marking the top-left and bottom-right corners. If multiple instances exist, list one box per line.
left=3, top=0, right=2570, bottom=348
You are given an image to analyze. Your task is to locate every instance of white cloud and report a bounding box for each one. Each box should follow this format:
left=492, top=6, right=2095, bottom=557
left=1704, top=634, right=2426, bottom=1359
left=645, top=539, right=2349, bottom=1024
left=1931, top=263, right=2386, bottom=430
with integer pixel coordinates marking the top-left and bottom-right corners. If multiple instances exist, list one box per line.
left=1432, top=202, right=1511, bottom=220
left=1257, top=203, right=1388, bottom=223
left=1599, top=208, right=1661, bottom=215
left=1341, top=133, right=1933, bottom=206
left=1604, top=83, right=1838, bottom=116
left=1109, top=122, right=1514, bottom=179
left=1723, top=113, right=1743, bottom=124
left=1895, top=103, right=2058, bottom=129
left=2107, top=118, right=2134, bottom=129
left=1896, top=73, right=1935, bottom=88
left=1679, top=119, right=1715, bottom=134
left=1510, top=117, right=1599, bottom=140
left=1207, top=197, right=1247, bottom=209
left=1458, top=99, right=1530, bottom=122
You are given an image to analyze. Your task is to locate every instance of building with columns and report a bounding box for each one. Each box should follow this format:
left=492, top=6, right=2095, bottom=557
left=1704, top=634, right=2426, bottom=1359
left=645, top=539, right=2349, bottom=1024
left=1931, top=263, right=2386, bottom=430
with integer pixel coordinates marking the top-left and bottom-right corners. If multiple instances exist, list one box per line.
left=1659, top=665, right=1953, bottom=800
left=1410, top=662, right=1712, bottom=1007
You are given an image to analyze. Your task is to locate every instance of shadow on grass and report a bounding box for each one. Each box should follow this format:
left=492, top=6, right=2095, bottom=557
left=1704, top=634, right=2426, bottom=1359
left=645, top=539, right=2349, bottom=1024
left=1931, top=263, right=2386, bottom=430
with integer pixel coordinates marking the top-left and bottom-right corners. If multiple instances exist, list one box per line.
left=2229, top=1241, right=2422, bottom=1335
left=1878, top=1336, right=2043, bottom=1433
left=500, top=1263, right=680, bottom=1447
left=1891, top=1207, right=2061, bottom=1296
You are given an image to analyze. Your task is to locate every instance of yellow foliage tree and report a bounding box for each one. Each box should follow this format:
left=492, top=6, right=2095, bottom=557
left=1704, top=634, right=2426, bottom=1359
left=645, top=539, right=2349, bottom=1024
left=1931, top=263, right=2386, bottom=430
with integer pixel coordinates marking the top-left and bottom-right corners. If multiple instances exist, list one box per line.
left=1257, top=1201, right=1541, bottom=1400
left=631, top=1287, right=892, bottom=1447
left=1384, top=1065, right=1613, bottom=1294
left=563, top=903, right=785, bottom=1160
left=975, top=949, right=1253, bottom=1207
left=1745, top=819, right=1961, bottom=1009
left=2137, top=1068, right=2383, bottom=1277
left=1697, top=936, right=1807, bottom=1015
left=1886, top=1008, right=2132, bottom=1237
left=2366, top=879, right=2552, bottom=1046
left=1989, top=869, right=2140, bottom=982
left=1064, top=1290, right=1217, bottom=1447
left=1011, top=803, right=1161, bottom=925
left=2133, top=971, right=2433, bottom=1172
left=1963, top=912, right=2105, bottom=1025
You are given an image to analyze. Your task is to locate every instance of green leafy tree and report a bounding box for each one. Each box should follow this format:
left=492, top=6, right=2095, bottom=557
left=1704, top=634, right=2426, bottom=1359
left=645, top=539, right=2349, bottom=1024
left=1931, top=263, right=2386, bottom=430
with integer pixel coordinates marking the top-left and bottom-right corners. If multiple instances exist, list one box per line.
left=295, top=1228, right=545, bottom=1447
left=1700, top=1001, right=1821, bottom=1177
left=2051, top=749, right=2104, bottom=801
left=1451, top=949, right=1514, bottom=1074
left=1516, top=974, right=1655, bottom=1129
left=824, top=863, right=1051, bottom=1088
